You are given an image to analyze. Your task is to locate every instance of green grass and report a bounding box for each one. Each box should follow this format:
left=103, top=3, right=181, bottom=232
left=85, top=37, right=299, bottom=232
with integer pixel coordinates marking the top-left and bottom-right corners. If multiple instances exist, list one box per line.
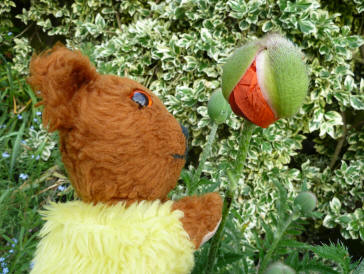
left=0, top=57, right=72, bottom=274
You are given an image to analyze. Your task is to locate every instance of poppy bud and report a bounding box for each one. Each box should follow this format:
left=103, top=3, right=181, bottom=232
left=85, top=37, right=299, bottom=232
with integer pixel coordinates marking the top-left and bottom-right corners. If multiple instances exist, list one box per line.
left=265, top=262, right=295, bottom=274
left=208, top=90, right=232, bottom=124
left=294, top=191, right=317, bottom=215
left=222, top=34, right=309, bottom=128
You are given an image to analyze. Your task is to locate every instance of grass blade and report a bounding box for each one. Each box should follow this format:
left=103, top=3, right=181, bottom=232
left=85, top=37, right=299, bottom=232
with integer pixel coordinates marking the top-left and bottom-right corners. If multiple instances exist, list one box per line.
left=9, top=113, right=28, bottom=178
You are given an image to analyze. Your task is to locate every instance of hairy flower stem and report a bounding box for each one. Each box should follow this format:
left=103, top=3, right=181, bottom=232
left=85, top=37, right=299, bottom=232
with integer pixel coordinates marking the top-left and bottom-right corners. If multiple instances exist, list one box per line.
left=235, top=120, right=255, bottom=176
left=190, top=123, right=218, bottom=194
left=258, top=214, right=295, bottom=273
left=205, top=120, right=255, bottom=273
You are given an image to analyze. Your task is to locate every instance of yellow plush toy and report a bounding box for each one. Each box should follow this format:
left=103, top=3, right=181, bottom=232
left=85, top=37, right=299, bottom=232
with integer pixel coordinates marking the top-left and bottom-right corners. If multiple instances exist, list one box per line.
left=32, top=201, right=194, bottom=273
left=28, top=45, right=223, bottom=273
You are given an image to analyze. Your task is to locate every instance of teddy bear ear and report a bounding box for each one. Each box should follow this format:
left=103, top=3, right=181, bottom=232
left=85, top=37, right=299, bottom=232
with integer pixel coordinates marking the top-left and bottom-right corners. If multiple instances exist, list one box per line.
left=28, top=43, right=98, bottom=131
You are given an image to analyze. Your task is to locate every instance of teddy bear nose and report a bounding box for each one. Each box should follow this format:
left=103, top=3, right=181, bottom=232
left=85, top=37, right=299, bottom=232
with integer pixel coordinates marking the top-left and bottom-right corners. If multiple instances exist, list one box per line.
left=172, top=123, right=189, bottom=160
left=180, top=123, right=189, bottom=159
left=180, top=123, right=189, bottom=141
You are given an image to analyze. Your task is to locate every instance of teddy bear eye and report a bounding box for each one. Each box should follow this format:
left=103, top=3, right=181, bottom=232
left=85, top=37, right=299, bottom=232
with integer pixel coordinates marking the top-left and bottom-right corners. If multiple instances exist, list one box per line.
left=129, top=90, right=153, bottom=108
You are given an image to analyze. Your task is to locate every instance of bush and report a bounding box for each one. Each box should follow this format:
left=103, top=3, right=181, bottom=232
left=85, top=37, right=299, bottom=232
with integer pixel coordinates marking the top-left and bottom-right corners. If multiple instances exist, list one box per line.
left=1, top=0, right=363, bottom=272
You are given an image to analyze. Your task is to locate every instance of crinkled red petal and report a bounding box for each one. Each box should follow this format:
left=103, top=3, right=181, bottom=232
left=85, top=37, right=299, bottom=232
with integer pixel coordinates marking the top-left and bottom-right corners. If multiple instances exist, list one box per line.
left=229, top=89, right=245, bottom=118
left=229, top=60, right=277, bottom=128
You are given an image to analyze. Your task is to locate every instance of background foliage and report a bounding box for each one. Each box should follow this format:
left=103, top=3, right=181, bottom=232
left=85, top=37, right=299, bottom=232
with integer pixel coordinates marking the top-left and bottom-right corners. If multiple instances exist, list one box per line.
left=1, top=0, right=363, bottom=273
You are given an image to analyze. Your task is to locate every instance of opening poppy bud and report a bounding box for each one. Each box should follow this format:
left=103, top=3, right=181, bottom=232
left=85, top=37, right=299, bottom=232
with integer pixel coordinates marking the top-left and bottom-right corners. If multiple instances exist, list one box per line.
left=222, top=34, right=309, bottom=128
left=294, top=191, right=317, bottom=215
left=265, top=262, right=296, bottom=274
left=208, top=90, right=232, bottom=124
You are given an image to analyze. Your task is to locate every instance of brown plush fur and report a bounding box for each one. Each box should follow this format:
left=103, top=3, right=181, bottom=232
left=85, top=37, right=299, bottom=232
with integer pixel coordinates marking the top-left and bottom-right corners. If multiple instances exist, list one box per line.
left=28, top=44, right=222, bottom=249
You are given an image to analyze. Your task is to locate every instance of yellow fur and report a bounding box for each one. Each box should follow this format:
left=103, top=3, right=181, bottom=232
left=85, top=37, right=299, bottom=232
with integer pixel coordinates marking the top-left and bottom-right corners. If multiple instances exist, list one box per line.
left=31, top=200, right=195, bottom=274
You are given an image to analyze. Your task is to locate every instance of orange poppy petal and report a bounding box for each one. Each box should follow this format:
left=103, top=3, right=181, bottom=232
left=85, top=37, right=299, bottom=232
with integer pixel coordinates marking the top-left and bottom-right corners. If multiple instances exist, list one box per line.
left=230, top=60, right=277, bottom=128
left=229, top=89, right=246, bottom=118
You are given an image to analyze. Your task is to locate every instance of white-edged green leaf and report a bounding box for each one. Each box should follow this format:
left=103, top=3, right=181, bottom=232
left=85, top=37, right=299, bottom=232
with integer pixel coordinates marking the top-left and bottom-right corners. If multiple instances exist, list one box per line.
left=298, top=19, right=316, bottom=34
left=95, top=13, right=106, bottom=28
left=200, top=28, right=212, bottom=42
left=329, top=197, right=342, bottom=213
left=344, top=75, right=355, bottom=91
left=262, top=21, right=273, bottom=32
left=323, top=215, right=336, bottom=228
left=350, top=96, right=364, bottom=110
left=325, top=111, right=343, bottom=126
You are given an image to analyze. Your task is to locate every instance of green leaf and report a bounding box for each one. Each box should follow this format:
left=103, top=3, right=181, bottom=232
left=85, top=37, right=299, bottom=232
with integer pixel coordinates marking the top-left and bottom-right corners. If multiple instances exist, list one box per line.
left=239, top=21, right=249, bottom=30
left=84, top=23, right=98, bottom=35
left=201, top=28, right=212, bottom=42
left=309, top=243, right=351, bottom=273
left=262, top=21, right=273, bottom=32
left=95, top=13, right=106, bottom=28
left=329, top=197, right=342, bottom=213
left=344, top=75, right=355, bottom=91
left=180, top=169, right=192, bottom=191
left=360, top=228, right=364, bottom=241
left=350, top=96, right=364, bottom=110
left=346, top=36, right=364, bottom=49
left=101, top=7, right=115, bottom=14
left=37, top=18, right=52, bottom=29
left=298, top=19, right=316, bottom=34
left=261, top=141, right=273, bottom=153
left=325, top=111, right=343, bottom=126
left=10, top=113, right=28, bottom=178
left=261, top=220, right=274, bottom=244
left=183, top=56, right=198, bottom=71
left=228, top=0, right=247, bottom=19
left=319, top=45, right=329, bottom=55
left=323, top=215, right=336, bottom=229
left=216, top=252, right=244, bottom=268
left=301, top=263, right=340, bottom=274
left=353, top=260, right=364, bottom=274
left=278, top=239, right=309, bottom=249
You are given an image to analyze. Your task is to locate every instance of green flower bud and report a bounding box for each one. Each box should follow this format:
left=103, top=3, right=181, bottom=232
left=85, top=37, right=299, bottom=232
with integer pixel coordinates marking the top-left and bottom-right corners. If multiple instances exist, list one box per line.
left=222, top=34, right=309, bottom=128
left=208, top=90, right=232, bottom=124
left=294, top=191, right=317, bottom=215
left=265, top=262, right=296, bottom=274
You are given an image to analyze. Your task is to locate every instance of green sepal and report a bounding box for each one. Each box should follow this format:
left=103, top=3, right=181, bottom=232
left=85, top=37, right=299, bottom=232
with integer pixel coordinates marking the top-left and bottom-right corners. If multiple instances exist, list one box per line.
left=222, top=41, right=260, bottom=100
left=262, top=36, right=309, bottom=117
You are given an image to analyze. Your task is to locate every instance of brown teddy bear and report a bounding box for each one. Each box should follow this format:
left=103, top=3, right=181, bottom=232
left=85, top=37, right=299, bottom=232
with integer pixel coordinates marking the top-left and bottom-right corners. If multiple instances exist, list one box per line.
left=28, top=44, right=222, bottom=273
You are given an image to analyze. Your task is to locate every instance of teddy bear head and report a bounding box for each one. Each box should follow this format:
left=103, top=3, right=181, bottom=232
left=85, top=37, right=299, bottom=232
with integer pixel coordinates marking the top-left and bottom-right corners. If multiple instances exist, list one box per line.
left=28, top=45, right=188, bottom=204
